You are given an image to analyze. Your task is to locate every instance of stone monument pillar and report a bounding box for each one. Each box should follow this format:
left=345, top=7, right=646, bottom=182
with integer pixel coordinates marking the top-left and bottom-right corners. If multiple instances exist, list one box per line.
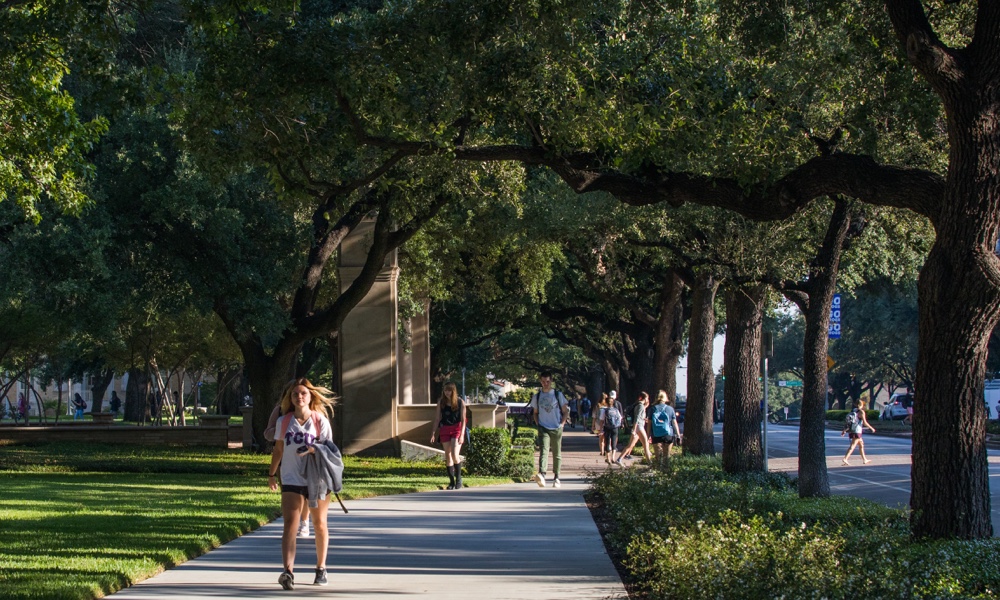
left=398, top=319, right=413, bottom=405
left=411, top=300, right=432, bottom=404
left=339, top=219, right=399, bottom=455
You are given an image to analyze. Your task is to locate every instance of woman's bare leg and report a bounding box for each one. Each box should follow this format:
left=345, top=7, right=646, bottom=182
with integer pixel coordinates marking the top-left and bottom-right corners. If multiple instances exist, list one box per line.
left=310, top=496, right=332, bottom=568
left=280, top=492, right=302, bottom=571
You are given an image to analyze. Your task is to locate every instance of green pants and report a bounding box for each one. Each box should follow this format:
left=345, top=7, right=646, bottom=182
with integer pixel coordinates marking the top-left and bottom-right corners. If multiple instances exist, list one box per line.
left=537, top=426, right=564, bottom=477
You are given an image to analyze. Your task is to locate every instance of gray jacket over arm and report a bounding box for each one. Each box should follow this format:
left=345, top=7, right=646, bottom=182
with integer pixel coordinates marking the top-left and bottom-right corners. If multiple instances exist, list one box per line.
left=299, top=439, right=344, bottom=508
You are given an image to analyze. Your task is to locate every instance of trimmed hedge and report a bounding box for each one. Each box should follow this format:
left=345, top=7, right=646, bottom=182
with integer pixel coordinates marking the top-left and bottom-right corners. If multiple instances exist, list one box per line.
left=466, top=427, right=511, bottom=476
left=592, top=457, right=1000, bottom=599
left=466, top=427, right=536, bottom=480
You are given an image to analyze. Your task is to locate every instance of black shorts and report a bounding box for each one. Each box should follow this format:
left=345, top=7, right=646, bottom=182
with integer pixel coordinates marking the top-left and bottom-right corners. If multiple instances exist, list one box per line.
left=651, top=435, right=675, bottom=445
left=281, top=484, right=309, bottom=497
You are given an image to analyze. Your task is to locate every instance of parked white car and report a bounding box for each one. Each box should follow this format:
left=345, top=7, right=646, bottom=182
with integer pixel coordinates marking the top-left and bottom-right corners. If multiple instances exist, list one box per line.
left=881, top=393, right=914, bottom=420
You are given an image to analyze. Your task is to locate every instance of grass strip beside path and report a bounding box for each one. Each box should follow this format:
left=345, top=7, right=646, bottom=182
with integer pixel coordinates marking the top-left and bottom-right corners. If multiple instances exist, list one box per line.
left=0, top=442, right=508, bottom=600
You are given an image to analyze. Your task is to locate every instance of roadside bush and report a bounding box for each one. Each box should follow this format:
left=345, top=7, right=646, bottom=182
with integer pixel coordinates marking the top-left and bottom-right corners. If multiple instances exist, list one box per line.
left=511, top=427, right=537, bottom=449
left=506, top=447, right=534, bottom=481
left=591, top=457, right=1000, bottom=599
left=987, top=421, right=1000, bottom=436
left=465, top=427, right=510, bottom=476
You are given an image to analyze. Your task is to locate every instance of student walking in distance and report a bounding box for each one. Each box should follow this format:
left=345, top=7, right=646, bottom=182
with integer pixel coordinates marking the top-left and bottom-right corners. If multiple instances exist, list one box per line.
left=267, top=378, right=336, bottom=590
left=530, top=371, right=570, bottom=488
left=72, top=393, right=87, bottom=420
left=430, top=382, right=467, bottom=490
left=618, top=392, right=653, bottom=465
left=596, top=394, right=610, bottom=456
left=601, top=396, right=625, bottom=465
left=842, top=400, right=875, bottom=465
left=649, top=391, right=681, bottom=470
left=579, top=393, right=591, bottom=431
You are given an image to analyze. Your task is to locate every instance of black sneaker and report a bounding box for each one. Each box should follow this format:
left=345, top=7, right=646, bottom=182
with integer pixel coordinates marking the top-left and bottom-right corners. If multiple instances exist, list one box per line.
left=278, top=570, right=294, bottom=590
left=314, top=567, right=328, bottom=586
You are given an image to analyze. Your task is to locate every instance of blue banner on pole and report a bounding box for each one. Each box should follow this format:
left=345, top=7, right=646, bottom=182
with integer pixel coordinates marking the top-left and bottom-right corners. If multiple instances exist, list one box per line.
left=828, top=293, right=841, bottom=339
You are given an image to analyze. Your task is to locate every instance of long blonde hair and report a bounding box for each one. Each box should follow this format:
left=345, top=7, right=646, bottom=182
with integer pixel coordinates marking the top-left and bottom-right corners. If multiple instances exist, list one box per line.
left=656, top=390, right=669, bottom=405
left=278, top=378, right=336, bottom=416
left=439, top=382, right=460, bottom=411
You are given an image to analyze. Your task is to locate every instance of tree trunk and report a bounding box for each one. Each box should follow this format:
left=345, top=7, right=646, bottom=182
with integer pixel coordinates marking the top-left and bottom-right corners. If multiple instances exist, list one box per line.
left=797, top=200, right=853, bottom=498
left=89, top=369, right=114, bottom=413
left=124, top=368, right=147, bottom=423
left=244, top=343, right=302, bottom=451
left=214, top=366, right=243, bottom=415
left=601, top=357, right=620, bottom=397
left=911, top=127, right=999, bottom=537
left=722, top=284, right=766, bottom=473
left=913, top=242, right=996, bottom=538
left=626, top=331, right=655, bottom=403
left=884, top=0, right=1000, bottom=540
left=652, top=271, right=685, bottom=400
left=685, top=272, right=719, bottom=455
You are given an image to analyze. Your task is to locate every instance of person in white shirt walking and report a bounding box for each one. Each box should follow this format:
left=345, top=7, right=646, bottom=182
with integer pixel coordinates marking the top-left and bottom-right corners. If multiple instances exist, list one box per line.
left=529, top=371, right=570, bottom=488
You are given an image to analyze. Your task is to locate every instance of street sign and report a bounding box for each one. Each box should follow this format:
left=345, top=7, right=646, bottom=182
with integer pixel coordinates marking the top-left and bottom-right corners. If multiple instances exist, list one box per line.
left=828, top=293, right=842, bottom=339
left=827, top=356, right=836, bottom=370
left=778, top=380, right=803, bottom=387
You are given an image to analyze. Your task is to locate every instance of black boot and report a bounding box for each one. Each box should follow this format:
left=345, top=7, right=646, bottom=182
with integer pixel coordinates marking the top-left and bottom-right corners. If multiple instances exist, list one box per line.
left=454, top=462, right=463, bottom=489
left=446, top=465, right=456, bottom=490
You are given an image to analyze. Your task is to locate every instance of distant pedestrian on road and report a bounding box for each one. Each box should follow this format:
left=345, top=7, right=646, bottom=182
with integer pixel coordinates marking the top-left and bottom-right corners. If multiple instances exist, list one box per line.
left=267, top=378, right=336, bottom=590
left=17, top=392, right=28, bottom=423
left=430, top=382, right=467, bottom=490
left=649, top=391, right=681, bottom=470
left=842, top=400, right=875, bottom=465
left=569, top=394, right=579, bottom=429
left=579, top=394, right=591, bottom=430
left=72, top=393, right=87, bottom=420
left=530, top=371, right=569, bottom=488
left=618, top=392, right=652, bottom=465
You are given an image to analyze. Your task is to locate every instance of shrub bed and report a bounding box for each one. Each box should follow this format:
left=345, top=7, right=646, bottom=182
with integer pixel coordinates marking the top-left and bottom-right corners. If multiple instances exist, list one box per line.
left=591, top=456, right=1000, bottom=599
left=466, top=427, right=511, bottom=476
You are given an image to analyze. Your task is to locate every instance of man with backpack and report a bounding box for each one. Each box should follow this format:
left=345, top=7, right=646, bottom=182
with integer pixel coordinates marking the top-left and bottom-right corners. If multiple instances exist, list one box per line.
left=530, top=371, right=570, bottom=488
left=579, top=394, right=592, bottom=431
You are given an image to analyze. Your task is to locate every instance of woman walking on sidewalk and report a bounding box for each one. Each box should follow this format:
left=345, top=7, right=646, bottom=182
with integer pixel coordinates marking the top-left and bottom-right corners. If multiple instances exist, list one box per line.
left=841, top=400, right=875, bottom=465
left=618, top=392, right=652, bottom=465
left=650, top=391, right=681, bottom=470
left=268, top=378, right=336, bottom=590
left=430, top=382, right=467, bottom=489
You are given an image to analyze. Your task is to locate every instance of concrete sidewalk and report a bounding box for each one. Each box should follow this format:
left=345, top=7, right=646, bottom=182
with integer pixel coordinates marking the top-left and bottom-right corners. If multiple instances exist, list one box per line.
left=110, top=429, right=627, bottom=599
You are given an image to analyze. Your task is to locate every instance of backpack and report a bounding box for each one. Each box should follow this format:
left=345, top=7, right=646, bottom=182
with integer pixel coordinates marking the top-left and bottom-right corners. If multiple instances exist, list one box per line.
left=845, top=409, right=862, bottom=433
left=280, top=411, right=323, bottom=443
left=605, top=406, right=622, bottom=429
left=651, top=404, right=672, bottom=438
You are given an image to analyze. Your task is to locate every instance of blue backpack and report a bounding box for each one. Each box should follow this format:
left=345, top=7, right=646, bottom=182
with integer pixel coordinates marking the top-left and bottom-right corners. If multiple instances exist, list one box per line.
left=605, top=406, right=622, bottom=428
left=651, top=404, right=673, bottom=437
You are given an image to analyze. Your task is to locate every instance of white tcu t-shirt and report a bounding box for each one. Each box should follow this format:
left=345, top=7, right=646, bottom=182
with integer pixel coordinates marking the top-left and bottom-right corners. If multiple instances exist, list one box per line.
left=279, top=413, right=332, bottom=487
left=530, top=389, right=567, bottom=430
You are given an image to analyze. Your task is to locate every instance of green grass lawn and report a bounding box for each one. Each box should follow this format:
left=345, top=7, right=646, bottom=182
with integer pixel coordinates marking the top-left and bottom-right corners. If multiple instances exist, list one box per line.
left=0, top=442, right=509, bottom=600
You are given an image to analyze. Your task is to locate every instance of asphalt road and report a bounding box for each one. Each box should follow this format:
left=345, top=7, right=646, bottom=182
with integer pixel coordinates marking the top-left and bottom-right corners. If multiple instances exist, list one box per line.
left=713, top=423, right=1000, bottom=536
